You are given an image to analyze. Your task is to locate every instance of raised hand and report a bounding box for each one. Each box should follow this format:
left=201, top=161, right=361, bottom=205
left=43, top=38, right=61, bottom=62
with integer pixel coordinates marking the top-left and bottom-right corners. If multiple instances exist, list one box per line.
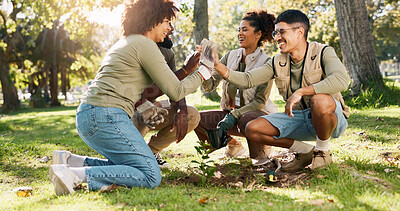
left=198, top=39, right=218, bottom=80
left=182, top=50, right=200, bottom=75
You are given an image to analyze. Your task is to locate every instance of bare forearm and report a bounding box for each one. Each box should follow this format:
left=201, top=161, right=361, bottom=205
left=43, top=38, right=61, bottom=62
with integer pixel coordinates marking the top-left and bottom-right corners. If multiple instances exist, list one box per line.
left=214, top=60, right=230, bottom=79
left=175, top=68, right=188, bottom=80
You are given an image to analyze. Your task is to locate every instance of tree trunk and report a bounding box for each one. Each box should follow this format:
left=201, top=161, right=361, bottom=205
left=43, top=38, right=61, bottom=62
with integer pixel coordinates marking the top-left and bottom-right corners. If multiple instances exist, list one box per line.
left=0, top=51, right=20, bottom=113
left=335, top=0, right=384, bottom=95
left=193, top=0, right=220, bottom=102
left=193, top=0, right=209, bottom=45
left=50, top=28, right=61, bottom=106
left=49, top=65, right=61, bottom=106
left=60, top=65, right=67, bottom=100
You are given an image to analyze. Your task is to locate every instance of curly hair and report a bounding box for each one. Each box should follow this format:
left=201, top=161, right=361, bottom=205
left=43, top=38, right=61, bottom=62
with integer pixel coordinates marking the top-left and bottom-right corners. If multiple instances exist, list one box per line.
left=242, top=9, right=275, bottom=47
left=121, top=0, right=179, bottom=36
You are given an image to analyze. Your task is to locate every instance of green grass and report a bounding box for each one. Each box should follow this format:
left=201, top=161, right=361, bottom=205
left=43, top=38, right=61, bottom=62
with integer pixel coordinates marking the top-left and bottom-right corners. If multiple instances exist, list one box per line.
left=343, top=79, right=400, bottom=108
left=1, top=87, right=399, bottom=210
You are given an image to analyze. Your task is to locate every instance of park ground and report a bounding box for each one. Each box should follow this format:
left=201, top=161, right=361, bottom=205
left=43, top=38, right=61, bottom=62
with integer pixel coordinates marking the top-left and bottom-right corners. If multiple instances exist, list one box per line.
left=0, top=83, right=399, bottom=210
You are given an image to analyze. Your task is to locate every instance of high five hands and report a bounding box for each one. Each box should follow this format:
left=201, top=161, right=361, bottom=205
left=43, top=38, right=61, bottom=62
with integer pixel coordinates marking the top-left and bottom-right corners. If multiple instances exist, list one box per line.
left=197, top=39, right=218, bottom=80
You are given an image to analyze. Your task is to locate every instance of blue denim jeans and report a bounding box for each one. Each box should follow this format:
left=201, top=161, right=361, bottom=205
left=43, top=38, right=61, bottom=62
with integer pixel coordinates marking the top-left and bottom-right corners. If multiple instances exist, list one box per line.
left=76, top=103, right=161, bottom=190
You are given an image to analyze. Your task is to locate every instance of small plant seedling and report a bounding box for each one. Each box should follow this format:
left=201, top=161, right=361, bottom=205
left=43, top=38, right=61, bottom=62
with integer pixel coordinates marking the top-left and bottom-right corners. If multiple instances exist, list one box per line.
left=191, top=140, right=217, bottom=185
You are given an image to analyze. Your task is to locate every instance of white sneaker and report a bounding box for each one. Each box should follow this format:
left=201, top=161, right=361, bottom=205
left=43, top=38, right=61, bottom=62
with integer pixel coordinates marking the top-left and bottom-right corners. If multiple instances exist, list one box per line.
left=154, top=153, right=171, bottom=168
left=252, top=146, right=273, bottom=166
left=252, top=157, right=270, bottom=166
left=53, top=150, right=71, bottom=165
left=49, top=164, right=82, bottom=195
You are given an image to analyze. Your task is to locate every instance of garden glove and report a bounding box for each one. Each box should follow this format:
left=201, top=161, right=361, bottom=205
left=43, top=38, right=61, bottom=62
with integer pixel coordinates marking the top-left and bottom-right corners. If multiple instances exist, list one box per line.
left=213, top=113, right=238, bottom=148
left=217, top=113, right=238, bottom=134
left=136, top=100, right=168, bottom=129
left=197, top=38, right=218, bottom=80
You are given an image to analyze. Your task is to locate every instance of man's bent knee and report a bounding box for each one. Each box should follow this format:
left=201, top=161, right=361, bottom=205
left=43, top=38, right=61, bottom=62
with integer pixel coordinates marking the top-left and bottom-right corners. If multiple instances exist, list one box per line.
left=310, top=94, right=336, bottom=113
left=245, top=119, right=261, bottom=139
left=245, top=118, right=277, bottom=139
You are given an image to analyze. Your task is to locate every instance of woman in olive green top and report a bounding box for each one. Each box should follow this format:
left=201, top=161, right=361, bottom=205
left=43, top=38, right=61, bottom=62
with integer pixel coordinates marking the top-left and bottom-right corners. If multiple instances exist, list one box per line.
left=49, top=0, right=206, bottom=195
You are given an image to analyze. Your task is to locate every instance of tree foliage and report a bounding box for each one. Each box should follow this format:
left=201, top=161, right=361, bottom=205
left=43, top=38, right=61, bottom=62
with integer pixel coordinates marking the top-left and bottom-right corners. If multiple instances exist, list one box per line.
left=366, top=0, right=400, bottom=61
left=1, top=0, right=399, bottom=111
left=0, top=0, right=121, bottom=111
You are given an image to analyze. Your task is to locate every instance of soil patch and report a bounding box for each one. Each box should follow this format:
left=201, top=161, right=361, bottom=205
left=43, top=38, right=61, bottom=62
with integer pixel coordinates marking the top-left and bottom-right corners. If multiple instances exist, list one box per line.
left=164, top=151, right=312, bottom=189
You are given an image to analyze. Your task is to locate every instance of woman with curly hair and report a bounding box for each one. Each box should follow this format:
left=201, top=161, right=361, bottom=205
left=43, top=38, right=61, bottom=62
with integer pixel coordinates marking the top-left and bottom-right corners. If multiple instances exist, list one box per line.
left=49, top=0, right=208, bottom=195
left=195, top=9, right=278, bottom=165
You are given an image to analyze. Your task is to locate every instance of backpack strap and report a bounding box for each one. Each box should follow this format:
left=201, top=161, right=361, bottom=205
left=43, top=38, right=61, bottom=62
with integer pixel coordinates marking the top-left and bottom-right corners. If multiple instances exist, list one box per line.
left=320, top=45, right=329, bottom=75
left=272, top=56, right=276, bottom=76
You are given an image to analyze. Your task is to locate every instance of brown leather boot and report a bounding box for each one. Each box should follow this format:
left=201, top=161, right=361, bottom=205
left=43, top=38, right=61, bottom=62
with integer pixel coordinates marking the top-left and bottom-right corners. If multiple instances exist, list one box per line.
left=282, top=149, right=314, bottom=172
left=310, top=150, right=332, bottom=170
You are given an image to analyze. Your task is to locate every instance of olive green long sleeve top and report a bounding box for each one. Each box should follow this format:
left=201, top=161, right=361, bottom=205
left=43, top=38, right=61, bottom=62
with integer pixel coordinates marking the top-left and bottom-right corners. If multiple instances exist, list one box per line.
left=227, top=47, right=349, bottom=95
left=82, top=34, right=203, bottom=117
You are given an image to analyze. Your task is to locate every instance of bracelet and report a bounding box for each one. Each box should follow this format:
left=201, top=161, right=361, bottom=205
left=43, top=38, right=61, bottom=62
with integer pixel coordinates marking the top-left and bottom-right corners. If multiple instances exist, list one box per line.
left=223, top=68, right=229, bottom=79
left=181, top=67, right=188, bottom=75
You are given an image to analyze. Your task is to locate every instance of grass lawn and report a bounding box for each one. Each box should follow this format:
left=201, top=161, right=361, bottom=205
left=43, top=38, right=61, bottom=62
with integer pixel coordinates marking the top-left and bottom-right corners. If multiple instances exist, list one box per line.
left=0, top=87, right=399, bottom=210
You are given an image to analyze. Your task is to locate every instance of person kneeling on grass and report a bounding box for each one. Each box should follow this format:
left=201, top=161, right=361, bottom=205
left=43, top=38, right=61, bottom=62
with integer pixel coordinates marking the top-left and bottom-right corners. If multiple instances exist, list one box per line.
left=212, top=9, right=350, bottom=172
left=48, top=0, right=216, bottom=195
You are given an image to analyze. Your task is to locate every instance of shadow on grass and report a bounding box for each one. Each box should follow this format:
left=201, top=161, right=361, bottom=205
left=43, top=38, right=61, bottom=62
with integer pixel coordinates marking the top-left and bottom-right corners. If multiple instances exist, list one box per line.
left=94, top=162, right=393, bottom=210
left=97, top=183, right=300, bottom=210
left=0, top=105, right=91, bottom=184
left=4, top=105, right=78, bottom=115
left=95, top=179, right=303, bottom=210
left=0, top=115, right=84, bottom=152
left=342, top=157, right=400, bottom=189
left=346, top=112, right=400, bottom=143
left=2, top=103, right=398, bottom=209
left=0, top=163, right=48, bottom=183
left=308, top=161, right=399, bottom=209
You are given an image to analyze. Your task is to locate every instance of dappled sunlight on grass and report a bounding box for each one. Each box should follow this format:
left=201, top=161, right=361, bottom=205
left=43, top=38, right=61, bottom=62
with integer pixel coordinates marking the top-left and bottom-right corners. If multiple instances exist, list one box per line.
left=357, top=190, right=400, bottom=210
left=0, top=93, right=399, bottom=209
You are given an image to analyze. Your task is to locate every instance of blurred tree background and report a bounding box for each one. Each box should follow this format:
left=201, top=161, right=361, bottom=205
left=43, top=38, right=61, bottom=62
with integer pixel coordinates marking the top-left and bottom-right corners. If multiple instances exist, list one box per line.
left=0, top=0, right=399, bottom=112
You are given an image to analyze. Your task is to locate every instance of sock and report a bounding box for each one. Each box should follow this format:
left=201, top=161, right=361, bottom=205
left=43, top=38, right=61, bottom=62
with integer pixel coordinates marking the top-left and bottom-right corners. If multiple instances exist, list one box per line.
left=68, top=154, right=87, bottom=167
left=315, top=136, right=331, bottom=151
left=289, top=140, right=314, bottom=154
left=70, top=167, right=89, bottom=183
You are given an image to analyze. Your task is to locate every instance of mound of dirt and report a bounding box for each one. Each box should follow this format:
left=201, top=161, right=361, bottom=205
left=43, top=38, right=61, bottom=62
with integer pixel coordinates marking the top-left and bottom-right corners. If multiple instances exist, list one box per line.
left=164, top=151, right=312, bottom=189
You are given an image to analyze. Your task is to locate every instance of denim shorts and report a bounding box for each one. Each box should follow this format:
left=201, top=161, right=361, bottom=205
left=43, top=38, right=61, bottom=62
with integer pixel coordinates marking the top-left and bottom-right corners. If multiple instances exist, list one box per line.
left=261, top=98, right=348, bottom=141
